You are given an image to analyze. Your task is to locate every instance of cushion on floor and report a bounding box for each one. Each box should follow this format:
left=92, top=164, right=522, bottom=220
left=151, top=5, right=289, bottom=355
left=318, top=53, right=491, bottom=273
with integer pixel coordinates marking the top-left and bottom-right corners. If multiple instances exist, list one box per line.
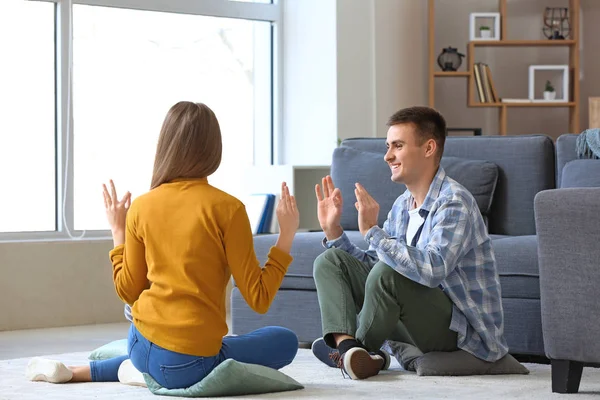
left=143, top=359, right=303, bottom=397
left=383, top=341, right=529, bottom=376
left=88, top=339, right=128, bottom=361
left=89, top=340, right=304, bottom=397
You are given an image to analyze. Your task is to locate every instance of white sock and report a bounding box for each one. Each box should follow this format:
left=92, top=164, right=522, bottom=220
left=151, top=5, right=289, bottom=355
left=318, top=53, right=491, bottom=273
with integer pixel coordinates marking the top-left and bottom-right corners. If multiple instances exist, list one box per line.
left=25, top=358, right=73, bottom=384
left=118, top=359, right=147, bottom=387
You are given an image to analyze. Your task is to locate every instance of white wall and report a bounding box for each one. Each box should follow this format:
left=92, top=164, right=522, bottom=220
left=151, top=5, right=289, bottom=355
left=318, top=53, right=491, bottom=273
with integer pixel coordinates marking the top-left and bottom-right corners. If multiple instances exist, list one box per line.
left=282, top=0, right=428, bottom=165
left=281, top=0, right=338, bottom=165
left=336, top=0, right=376, bottom=141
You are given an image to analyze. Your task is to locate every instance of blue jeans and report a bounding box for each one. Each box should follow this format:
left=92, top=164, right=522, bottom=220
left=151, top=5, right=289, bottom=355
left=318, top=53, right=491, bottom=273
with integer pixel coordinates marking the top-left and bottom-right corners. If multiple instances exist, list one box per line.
left=90, top=324, right=298, bottom=389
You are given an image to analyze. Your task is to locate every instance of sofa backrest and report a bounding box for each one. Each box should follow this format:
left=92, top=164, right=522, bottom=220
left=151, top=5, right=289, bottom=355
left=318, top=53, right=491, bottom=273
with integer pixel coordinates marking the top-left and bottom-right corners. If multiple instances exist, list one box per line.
left=555, top=134, right=578, bottom=187
left=338, top=135, right=556, bottom=236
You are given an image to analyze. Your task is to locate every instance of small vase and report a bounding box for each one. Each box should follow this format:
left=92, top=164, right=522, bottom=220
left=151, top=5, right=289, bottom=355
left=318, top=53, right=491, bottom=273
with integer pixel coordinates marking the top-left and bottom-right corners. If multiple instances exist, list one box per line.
left=480, top=30, right=492, bottom=39
left=543, top=91, right=556, bottom=101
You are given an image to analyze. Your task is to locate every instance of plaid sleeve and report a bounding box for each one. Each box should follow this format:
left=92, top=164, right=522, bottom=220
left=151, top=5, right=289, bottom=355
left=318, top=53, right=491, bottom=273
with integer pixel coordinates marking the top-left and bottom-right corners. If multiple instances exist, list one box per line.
left=366, top=199, right=472, bottom=288
left=124, top=304, right=133, bottom=323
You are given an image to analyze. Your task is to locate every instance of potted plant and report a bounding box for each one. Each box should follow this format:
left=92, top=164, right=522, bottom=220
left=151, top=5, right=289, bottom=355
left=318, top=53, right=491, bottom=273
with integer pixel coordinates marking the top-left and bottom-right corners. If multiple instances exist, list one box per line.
left=543, top=80, right=556, bottom=100
left=479, top=25, right=491, bottom=39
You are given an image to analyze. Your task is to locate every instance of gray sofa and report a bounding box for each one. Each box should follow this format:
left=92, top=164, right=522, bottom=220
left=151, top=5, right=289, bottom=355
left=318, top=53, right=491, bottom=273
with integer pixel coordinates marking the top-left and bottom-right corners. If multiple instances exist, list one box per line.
left=232, top=134, right=559, bottom=357
left=534, top=133, right=600, bottom=393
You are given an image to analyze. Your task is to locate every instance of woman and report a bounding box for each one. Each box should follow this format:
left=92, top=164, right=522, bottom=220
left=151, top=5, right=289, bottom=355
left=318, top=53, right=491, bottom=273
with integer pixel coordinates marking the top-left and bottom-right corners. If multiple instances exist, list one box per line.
left=26, top=101, right=300, bottom=389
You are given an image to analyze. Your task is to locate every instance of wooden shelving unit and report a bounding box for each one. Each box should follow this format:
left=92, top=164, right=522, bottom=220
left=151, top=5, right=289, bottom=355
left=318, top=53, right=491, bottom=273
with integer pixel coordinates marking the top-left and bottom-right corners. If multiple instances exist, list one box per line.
left=428, top=0, right=580, bottom=135
left=472, top=40, right=576, bottom=47
left=434, top=71, right=470, bottom=77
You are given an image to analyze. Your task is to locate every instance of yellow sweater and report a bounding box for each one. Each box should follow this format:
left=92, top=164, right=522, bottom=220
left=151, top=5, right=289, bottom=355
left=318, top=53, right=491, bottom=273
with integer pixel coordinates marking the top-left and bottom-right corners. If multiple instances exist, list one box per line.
left=109, top=178, right=292, bottom=357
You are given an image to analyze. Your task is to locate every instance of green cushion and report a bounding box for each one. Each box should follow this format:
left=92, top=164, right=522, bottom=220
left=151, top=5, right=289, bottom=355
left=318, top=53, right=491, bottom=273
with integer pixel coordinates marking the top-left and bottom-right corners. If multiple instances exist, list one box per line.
left=414, top=350, right=530, bottom=376
left=88, top=339, right=128, bottom=361
left=143, top=359, right=303, bottom=397
left=89, top=340, right=303, bottom=396
left=383, top=340, right=529, bottom=376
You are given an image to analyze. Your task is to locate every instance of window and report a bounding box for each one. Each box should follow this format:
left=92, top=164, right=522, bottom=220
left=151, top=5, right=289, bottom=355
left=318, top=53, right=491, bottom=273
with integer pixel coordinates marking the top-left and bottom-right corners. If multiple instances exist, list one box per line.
left=72, top=5, right=272, bottom=230
left=0, top=0, right=280, bottom=239
left=0, top=0, right=55, bottom=233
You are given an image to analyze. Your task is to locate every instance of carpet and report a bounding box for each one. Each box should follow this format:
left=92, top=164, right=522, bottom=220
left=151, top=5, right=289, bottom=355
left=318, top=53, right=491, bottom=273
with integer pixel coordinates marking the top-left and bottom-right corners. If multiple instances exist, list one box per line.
left=2, top=349, right=600, bottom=399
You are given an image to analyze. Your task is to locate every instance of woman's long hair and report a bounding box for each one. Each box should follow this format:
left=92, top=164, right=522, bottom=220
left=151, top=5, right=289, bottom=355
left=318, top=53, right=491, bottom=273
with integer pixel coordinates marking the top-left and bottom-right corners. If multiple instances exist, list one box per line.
left=150, top=101, right=222, bottom=190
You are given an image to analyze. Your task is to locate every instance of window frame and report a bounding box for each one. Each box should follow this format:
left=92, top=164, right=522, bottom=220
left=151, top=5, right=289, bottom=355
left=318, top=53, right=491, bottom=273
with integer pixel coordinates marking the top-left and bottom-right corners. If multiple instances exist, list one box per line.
left=1, top=0, right=282, bottom=242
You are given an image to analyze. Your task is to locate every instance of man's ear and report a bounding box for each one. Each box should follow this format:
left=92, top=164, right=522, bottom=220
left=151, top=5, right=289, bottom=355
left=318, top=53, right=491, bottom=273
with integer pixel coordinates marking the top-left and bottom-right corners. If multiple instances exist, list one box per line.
left=425, top=138, right=437, bottom=158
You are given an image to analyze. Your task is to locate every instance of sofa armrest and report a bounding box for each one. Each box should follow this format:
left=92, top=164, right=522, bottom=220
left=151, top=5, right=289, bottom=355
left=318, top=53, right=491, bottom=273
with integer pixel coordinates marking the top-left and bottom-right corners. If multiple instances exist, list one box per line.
left=534, top=188, right=600, bottom=364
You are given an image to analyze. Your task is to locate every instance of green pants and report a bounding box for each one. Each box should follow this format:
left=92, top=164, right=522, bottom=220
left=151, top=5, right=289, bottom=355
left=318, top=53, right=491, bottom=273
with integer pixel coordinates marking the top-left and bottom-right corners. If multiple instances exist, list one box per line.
left=313, top=248, right=458, bottom=353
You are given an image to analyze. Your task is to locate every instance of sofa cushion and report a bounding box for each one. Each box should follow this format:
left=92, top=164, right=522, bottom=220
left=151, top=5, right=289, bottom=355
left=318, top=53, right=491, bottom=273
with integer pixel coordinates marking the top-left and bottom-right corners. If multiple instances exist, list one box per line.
left=247, top=231, right=367, bottom=291
left=265, top=231, right=541, bottom=298
left=279, top=231, right=366, bottom=290
left=272, top=231, right=540, bottom=300
left=561, top=159, right=600, bottom=188
left=331, top=146, right=499, bottom=231
left=253, top=231, right=540, bottom=300
left=492, top=235, right=540, bottom=299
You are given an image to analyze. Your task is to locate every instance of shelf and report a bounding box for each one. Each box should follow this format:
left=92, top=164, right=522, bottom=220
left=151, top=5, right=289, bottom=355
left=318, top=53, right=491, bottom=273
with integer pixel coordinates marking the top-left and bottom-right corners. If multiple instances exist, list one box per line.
left=471, top=40, right=576, bottom=47
left=469, top=102, right=576, bottom=108
left=434, top=71, right=470, bottom=77
left=505, top=102, right=576, bottom=107
left=428, top=0, right=581, bottom=135
left=469, top=103, right=503, bottom=108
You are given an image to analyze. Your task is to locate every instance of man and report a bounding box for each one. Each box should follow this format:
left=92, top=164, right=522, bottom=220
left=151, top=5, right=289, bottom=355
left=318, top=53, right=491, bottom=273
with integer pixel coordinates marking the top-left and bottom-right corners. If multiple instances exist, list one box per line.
left=311, top=106, right=507, bottom=380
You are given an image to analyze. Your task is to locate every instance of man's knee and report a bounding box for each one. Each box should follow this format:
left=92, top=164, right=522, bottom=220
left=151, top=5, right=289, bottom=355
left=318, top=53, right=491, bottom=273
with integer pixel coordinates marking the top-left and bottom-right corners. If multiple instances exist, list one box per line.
left=313, top=248, right=346, bottom=279
left=365, top=262, right=410, bottom=293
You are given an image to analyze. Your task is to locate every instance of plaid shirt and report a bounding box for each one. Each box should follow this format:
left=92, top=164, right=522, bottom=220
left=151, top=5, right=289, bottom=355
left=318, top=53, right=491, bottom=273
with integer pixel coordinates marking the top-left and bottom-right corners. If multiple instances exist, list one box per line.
left=325, top=167, right=508, bottom=362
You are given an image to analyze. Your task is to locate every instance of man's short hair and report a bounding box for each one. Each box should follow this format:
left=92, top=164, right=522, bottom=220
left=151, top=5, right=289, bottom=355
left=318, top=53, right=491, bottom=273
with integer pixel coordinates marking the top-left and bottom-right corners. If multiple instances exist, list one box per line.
left=387, top=106, right=447, bottom=162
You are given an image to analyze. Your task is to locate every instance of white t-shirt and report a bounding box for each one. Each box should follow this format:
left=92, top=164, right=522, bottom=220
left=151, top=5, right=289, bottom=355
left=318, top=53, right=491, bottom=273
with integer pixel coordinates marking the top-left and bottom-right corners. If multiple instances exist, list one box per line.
left=406, top=207, right=425, bottom=246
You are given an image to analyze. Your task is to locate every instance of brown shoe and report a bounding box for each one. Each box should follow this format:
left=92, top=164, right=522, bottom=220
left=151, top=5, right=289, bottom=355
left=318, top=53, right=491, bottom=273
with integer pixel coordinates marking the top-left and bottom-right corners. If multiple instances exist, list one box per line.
left=341, top=347, right=385, bottom=380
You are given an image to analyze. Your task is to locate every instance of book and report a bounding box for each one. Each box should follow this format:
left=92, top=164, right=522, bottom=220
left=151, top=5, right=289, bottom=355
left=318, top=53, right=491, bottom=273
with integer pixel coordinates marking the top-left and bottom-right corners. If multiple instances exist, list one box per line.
left=484, top=64, right=499, bottom=103
left=474, top=63, right=485, bottom=103
left=480, top=63, right=493, bottom=103
left=243, top=194, right=276, bottom=234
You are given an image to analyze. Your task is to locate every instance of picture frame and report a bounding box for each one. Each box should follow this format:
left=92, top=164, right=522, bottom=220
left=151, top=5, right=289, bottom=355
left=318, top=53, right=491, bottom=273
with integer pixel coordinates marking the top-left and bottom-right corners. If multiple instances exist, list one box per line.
left=469, top=12, right=501, bottom=41
left=528, top=65, right=569, bottom=102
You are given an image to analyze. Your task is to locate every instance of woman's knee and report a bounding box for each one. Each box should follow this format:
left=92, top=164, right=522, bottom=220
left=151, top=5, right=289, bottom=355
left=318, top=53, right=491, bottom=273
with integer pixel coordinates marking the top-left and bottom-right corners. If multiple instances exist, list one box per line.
left=278, top=327, right=299, bottom=356
left=313, top=248, right=346, bottom=279
left=267, top=326, right=298, bottom=368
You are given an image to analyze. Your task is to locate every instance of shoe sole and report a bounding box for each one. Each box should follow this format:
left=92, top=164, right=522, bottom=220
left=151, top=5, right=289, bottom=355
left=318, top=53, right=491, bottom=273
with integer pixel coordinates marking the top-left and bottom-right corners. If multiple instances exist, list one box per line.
left=343, top=348, right=384, bottom=380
